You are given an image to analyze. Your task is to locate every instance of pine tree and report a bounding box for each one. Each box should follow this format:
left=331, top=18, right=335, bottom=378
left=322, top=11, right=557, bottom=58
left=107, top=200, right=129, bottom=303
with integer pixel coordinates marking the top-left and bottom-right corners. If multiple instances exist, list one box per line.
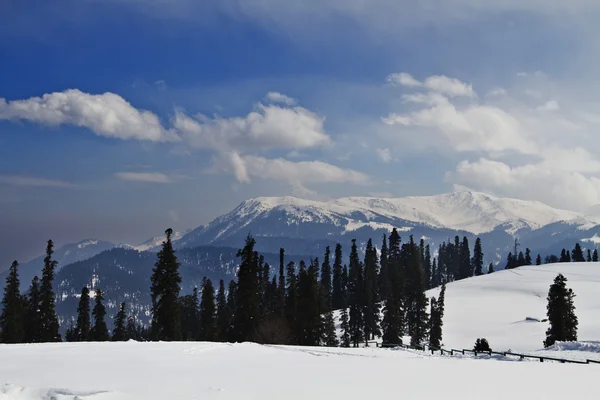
left=277, top=248, right=286, bottom=317
left=126, top=316, right=138, bottom=341
left=199, top=278, right=217, bottom=341
left=296, top=258, right=322, bottom=346
left=39, top=240, right=61, bottom=342
left=525, top=248, right=532, bottom=265
left=594, top=249, right=599, bottom=262
left=472, top=238, right=484, bottom=276
left=587, top=249, right=592, bottom=262
left=331, top=244, right=344, bottom=310
left=430, top=258, right=438, bottom=287
left=179, top=287, right=200, bottom=340
left=232, top=235, right=261, bottom=342
left=505, top=252, right=514, bottom=270
left=363, top=239, right=381, bottom=343
left=320, top=246, right=338, bottom=347
left=566, top=250, right=572, bottom=262
left=150, top=228, right=182, bottom=341
left=571, top=243, right=585, bottom=262
left=424, top=244, right=432, bottom=289
left=381, top=229, right=404, bottom=345
left=405, top=236, right=429, bottom=347
left=536, top=254, right=542, bottom=266
left=347, top=239, right=364, bottom=347
left=216, top=279, right=229, bottom=341
left=75, top=286, right=91, bottom=341
left=457, top=237, right=472, bottom=280
left=90, top=289, right=109, bottom=341
left=112, top=302, right=127, bottom=341
left=559, top=249, right=568, bottom=263
left=378, top=234, right=389, bottom=300
left=0, top=260, right=25, bottom=343
left=517, top=251, right=526, bottom=267
left=226, top=280, right=237, bottom=342
left=320, top=246, right=333, bottom=313
left=340, top=306, right=350, bottom=347
left=544, top=274, right=578, bottom=347
left=25, top=276, right=41, bottom=343
left=285, top=261, right=298, bottom=335
left=428, top=297, right=441, bottom=348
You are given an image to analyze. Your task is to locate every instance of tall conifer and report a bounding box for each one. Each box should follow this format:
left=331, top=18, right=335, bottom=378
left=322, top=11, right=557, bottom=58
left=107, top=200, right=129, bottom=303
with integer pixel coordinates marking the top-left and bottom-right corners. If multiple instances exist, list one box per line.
left=39, top=240, right=60, bottom=342
left=90, top=289, right=109, bottom=341
left=112, top=302, right=127, bottom=341
left=150, top=229, right=182, bottom=341
left=0, top=261, right=25, bottom=343
left=75, top=286, right=91, bottom=341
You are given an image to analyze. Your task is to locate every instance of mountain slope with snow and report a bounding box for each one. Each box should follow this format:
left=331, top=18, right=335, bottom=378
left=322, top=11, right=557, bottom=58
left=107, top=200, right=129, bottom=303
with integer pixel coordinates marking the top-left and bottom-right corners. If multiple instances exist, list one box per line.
left=426, top=262, right=600, bottom=352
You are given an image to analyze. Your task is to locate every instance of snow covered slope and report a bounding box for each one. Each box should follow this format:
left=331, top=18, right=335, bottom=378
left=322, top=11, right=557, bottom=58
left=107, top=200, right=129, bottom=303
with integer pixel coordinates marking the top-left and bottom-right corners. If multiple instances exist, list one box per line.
left=1, top=342, right=599, bottom=400
left=427, top=262, right=600, bottom=352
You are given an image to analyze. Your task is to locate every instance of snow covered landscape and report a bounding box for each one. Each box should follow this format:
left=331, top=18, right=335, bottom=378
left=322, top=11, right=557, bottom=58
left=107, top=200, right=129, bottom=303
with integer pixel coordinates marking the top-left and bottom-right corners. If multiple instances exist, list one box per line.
left=2, top=261, right=599, bottom=400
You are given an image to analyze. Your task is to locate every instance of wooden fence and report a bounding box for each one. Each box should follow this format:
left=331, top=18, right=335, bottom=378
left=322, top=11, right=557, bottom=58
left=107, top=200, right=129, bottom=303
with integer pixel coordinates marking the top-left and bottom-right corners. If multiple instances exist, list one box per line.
left=378, top=342, right=600, bottom=365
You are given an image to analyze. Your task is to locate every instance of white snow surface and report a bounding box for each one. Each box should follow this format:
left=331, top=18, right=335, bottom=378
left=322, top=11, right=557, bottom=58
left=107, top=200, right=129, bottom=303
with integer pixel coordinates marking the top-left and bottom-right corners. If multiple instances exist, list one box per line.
left=232, top=191, right=590, bottom=234
left=1, top=341, right=599, bottom=400
left=425, top=262, right=600, bottom=353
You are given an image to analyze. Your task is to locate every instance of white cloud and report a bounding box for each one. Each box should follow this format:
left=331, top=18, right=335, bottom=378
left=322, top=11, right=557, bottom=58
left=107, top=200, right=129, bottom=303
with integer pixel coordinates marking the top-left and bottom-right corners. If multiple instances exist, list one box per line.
left=384, top=93, right=537, bottom=155
left=214, top=153, right=368, bottom=186
left=376, top=148, right=392, bottom=163
left=388, top=73, right=474, bottom=97
left=115, top=172, right=175, bottom=183
left=446, top=157, right=600, bottom=211
left=173, top=101, right=330, bottom=151
left=0, top=175, right=74, bottom=188
left=264, top=92, right=296, bottom=105
left=423, top=76, right=475, bottom=98
left=0, top=89, right=174, bottom=142
left=387, top=73, right=422, bottom=87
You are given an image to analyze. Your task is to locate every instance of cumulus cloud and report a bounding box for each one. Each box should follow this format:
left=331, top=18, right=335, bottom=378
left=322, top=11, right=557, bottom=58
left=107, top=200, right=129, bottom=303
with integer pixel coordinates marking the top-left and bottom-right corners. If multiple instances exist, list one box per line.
left=446, top=158, right=600, bottom=211
left=264, top=92, right=296, bottom=105
left=384, top=91, right=537, bottom=155
left=173, top=102, right=330, bottom=152
left=214, top=153, right=368, bottom=186
left=115, top=172, right=176, bottom=183
left=387, top=73, right=474, bottom=97
left=0, top=89, right=174, bottom=142
left=0, top=175, right=74, bottom=188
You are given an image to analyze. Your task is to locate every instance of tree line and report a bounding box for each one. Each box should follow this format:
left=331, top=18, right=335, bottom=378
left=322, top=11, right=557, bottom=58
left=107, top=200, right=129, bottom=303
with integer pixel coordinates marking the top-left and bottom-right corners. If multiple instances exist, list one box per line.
left=0, top=229, right=585, bottom=349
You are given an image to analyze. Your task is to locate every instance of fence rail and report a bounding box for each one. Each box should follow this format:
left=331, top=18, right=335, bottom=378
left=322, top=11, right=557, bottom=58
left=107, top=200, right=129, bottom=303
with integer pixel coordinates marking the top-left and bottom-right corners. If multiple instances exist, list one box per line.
left=378, top=342, right=599, bottom=365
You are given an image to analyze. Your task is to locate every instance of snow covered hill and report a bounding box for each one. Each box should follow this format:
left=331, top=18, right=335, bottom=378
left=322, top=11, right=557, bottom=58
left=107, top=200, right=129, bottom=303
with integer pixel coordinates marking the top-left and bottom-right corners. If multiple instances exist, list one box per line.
left=426, top=262, right=600, bottom=352
left=1, top=341, right=599, bottom=400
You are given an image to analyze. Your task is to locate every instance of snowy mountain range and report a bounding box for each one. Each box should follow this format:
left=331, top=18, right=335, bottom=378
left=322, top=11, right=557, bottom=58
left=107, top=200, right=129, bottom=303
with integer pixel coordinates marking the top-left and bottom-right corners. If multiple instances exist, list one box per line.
left=8, top=190, right=600, bottom=332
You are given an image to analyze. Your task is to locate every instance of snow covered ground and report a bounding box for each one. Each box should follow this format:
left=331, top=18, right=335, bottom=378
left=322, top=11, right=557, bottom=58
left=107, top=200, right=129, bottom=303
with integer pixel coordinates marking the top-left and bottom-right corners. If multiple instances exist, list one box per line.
left=429, top=262, right=600, bottom=353
left=1, top=341, right=599, bottom=400
left=1, top=262, right=600, bottom=399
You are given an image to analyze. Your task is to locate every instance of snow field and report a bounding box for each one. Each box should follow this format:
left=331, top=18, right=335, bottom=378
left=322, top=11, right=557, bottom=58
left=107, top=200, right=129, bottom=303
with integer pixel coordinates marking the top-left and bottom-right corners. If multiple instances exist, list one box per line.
left=1, top=341, right=599, bottom=400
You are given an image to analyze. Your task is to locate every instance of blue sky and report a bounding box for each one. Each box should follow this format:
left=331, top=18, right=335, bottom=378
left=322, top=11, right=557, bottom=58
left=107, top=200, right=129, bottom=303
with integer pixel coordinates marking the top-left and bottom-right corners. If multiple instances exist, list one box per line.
left=2, top=0, right=600, bottom=265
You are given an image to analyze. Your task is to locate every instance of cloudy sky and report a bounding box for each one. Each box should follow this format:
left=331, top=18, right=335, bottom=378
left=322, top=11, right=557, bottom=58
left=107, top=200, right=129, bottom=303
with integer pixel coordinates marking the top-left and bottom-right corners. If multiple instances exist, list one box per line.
left=2, top=1, right=600, bottom=266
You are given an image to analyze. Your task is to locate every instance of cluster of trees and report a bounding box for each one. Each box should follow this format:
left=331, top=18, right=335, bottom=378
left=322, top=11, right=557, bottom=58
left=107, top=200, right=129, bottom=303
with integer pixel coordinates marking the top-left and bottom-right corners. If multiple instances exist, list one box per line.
left=0, top=241, right=61, bottom=343
left=2, top=227, right=583, bottom=350
left=124, top=228, right=450, bottom=348
left=505, top=241, right=599, bottom=269
left=433, top=236, right=485, bottom=285
left=543, top=243, right=598, bottom=264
